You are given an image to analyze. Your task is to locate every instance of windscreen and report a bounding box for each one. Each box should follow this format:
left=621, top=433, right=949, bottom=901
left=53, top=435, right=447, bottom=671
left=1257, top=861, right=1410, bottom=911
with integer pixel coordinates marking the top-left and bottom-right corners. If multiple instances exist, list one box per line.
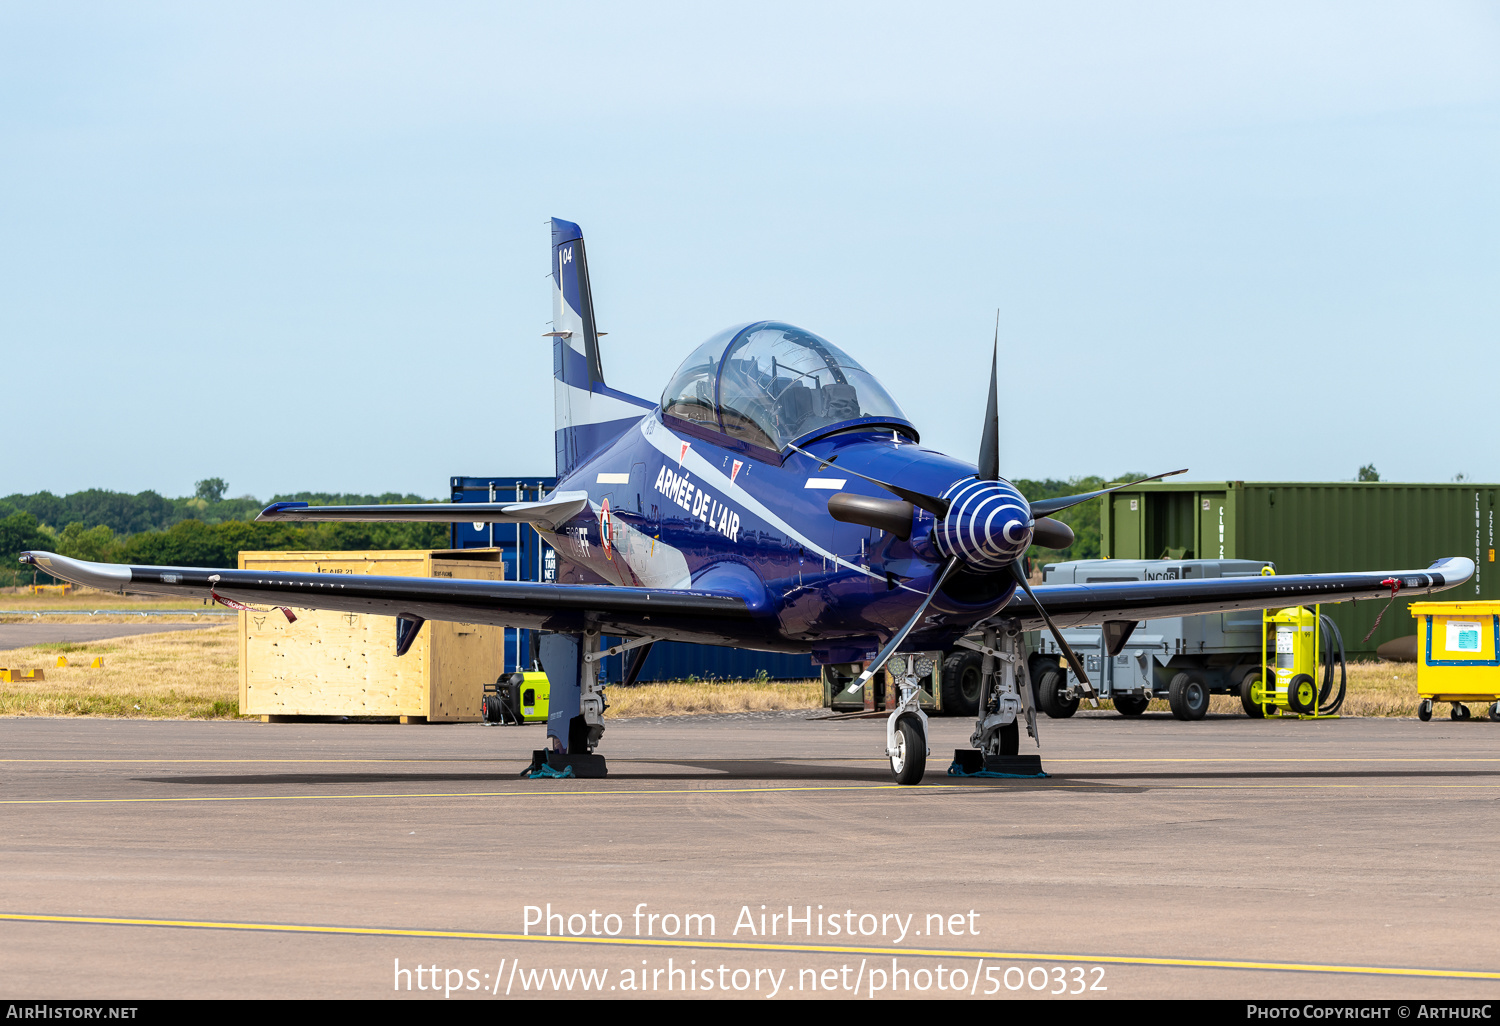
left=716, top=323, right=907, bottom=449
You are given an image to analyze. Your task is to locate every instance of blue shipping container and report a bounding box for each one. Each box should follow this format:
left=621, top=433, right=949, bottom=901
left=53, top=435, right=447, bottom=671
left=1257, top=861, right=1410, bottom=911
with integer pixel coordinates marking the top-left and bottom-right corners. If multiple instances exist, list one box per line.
left=450, top=476, right=557, bottom=673
left=449, top=475, right=816, bottom=681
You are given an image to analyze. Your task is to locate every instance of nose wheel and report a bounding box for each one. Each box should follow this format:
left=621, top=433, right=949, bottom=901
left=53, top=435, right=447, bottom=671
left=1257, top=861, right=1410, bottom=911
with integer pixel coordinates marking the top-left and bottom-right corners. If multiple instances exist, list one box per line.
left=889, top=715, right=927, bottom=785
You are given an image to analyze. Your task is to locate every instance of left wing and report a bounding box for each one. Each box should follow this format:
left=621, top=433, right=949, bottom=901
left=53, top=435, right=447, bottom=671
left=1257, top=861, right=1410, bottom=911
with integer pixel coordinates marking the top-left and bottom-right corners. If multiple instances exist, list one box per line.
left=19, top=551, right=777, bottom=650
left=1004, top=557, right=1473, bottom=630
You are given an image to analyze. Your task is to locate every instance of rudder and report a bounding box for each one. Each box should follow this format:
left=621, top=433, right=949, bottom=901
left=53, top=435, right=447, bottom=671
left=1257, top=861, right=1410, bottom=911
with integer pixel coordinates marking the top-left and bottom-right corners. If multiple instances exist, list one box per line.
left=549, top=218, right=650, bottom=477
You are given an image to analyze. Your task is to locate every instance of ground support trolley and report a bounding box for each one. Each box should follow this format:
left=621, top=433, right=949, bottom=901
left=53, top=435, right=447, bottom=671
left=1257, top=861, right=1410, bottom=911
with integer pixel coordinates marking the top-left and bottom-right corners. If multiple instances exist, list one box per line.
left=1409, top=601, right=1500, bottom=723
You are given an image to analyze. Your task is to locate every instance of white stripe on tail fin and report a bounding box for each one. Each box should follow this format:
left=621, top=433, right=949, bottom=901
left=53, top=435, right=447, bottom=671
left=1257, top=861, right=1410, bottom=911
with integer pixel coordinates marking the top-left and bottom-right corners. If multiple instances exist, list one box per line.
left=549, top=218, right=651, bottom=478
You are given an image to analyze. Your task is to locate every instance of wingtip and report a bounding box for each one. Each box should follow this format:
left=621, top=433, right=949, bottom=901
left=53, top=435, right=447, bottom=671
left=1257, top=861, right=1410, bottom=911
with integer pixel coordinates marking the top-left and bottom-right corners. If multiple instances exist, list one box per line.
left=1430, top=556, right=1476, bottom=585
left=257, top=501, right=309, bottom=522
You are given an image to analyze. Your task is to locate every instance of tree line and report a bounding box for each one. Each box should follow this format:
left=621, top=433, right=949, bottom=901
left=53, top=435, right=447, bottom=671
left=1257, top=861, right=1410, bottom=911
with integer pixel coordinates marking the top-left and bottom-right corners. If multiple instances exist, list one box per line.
left=1, top=483, right=448, bottom=586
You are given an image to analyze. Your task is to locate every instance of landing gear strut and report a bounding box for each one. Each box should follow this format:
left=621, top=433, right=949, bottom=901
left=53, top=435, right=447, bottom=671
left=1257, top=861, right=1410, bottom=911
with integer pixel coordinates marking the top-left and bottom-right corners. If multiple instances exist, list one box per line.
left=525, top=630, right=609, bottom=778
left=885, top=654, right=932, bottom=785
left=948, top=623, right=1047, bottom=778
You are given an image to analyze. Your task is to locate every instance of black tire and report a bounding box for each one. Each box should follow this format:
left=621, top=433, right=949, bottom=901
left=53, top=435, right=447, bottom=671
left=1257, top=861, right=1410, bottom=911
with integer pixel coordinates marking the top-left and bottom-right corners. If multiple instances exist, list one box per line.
left=998, top=718, right=1020, bottom=756
left=1489, top=702, right=1500, bottom=723
left=1418, top=699, right=1433, bottom=722
left=1027, top=654, right=1059, bottom=708
left=1285, top=673, right=1318, bottom=715
left=1036, top=668, right=1079, bottom=719
left=890, top=715, right=926, bottom=785
left=1114, top=694, right=1150, bottom=717
left=1168, top=672, right=1209, bottom=721
left=940, top=651, right=984, bottom=717
left=1450, top=703, right=1471, bottom=721
left=1238, top=672, right=1266, bottom=719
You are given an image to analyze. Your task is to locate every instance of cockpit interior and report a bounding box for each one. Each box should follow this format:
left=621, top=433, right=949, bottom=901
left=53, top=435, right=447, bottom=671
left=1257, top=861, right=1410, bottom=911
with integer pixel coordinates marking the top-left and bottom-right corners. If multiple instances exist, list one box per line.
left=660, top=321, right=911, bottom=453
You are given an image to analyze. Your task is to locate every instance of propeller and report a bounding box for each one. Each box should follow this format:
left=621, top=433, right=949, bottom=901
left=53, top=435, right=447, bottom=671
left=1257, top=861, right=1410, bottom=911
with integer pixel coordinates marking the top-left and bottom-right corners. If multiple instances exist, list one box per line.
left=974, top=322, right=1097, bottom=703
left=785, top=443, right=949, bottom=517
left=843, top=556, right=962, bottom=694
left=1009, top=561, right=1096, bottom=703
left=1030, top=467, right=1188, bottom=518
left=826, top=311, right=1181, bottom=710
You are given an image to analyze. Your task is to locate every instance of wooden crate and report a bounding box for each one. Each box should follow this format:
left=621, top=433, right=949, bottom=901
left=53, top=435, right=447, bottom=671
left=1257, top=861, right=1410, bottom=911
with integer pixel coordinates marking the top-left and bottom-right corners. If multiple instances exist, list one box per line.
left=238, top=549, right=503, bottom=722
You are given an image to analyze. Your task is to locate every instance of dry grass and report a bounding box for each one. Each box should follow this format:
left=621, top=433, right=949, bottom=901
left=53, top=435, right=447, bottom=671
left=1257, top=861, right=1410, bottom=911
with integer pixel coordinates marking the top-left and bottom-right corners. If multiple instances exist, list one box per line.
left=0, top=615, right=1463, bottom=720
left=0, top=625, right=241, bottom=718
left=605, top=680, right=823, bottom=718
left=1108, top=661, right=1434, bottom=717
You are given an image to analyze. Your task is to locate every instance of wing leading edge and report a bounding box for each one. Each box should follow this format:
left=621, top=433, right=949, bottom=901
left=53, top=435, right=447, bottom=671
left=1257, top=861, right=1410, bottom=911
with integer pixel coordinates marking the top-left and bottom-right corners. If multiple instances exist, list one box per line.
left=19, top=551, right=779, bottom=650
left=1003, top=557, right=1474, bottom=630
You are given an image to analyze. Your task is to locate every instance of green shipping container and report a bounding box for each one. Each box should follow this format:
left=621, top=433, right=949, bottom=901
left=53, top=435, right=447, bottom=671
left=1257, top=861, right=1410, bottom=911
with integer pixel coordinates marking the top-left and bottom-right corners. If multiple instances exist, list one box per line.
left=1100, top=482, right=1497, bottom=658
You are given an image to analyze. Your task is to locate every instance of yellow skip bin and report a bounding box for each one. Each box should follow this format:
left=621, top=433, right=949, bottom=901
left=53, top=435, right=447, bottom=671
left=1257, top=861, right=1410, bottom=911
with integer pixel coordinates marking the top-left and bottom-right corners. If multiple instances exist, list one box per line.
left=1410, top=601, right=1500, bottom=722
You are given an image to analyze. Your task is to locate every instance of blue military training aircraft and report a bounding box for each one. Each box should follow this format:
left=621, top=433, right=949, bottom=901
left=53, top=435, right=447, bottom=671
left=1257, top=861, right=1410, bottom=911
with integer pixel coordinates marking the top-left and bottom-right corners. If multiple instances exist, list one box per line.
left=24, top=218, right=1473, bottom=784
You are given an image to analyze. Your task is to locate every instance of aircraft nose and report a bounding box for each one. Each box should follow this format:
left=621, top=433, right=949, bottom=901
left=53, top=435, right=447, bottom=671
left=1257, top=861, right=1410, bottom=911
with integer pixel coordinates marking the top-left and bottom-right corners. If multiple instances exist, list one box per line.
left=932, top=480, right=1032, bottom=570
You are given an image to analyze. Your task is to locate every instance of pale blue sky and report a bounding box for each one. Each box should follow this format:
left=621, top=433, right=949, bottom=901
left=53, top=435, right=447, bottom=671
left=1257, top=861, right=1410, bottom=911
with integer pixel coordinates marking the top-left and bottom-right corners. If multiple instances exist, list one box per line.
left=3, top=2, right=1497, bottom=499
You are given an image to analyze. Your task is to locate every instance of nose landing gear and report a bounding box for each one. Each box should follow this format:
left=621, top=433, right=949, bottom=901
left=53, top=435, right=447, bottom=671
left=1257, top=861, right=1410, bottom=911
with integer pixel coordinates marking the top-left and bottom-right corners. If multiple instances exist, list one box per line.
left=885, top=654, right=934, bottom=785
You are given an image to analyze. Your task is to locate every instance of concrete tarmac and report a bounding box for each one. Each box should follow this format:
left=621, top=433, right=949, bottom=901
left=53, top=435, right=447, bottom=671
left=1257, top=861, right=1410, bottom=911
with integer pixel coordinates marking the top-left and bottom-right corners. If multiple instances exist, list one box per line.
left=0, top=622, right=220, bottom=648
left=0, top=711, right=1496, bottom=1000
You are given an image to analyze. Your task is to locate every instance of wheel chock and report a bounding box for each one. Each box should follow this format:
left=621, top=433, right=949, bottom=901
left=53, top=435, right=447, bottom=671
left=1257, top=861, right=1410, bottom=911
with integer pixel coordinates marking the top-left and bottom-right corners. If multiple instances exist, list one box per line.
left=947, top=749, right=1048, bottom=779
left=522, top=749, right=608, bottom=779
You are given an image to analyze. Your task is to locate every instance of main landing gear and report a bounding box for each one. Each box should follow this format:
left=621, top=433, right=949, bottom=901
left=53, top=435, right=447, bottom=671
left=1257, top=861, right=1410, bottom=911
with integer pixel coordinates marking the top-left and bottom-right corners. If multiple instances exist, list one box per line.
left=524, top=629, right=610, bottom=779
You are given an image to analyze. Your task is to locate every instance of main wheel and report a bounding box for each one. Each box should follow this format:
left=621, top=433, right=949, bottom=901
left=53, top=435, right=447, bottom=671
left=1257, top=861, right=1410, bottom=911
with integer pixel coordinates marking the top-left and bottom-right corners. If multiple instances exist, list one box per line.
left=939, top=651, right=984, bottom=717
left=889, top=716, right=927, bottom=785
left=1450, top=703, right=1471, bottom=721
left=1036, top=668, right=1079, bottom=719
left=1238, top=672, right=1266, bottom=719
left=1114, top=694, right=1150, bottom=717
left=1168, top=672, right=1209, bottom=720
left=1418, top=699, right=1433, bottom=722
left=1489, top=702, right=1500, bottom=723
left=998, top=718, right=1020, bottom=756
left=1285, top=673, right=1318, bottom=715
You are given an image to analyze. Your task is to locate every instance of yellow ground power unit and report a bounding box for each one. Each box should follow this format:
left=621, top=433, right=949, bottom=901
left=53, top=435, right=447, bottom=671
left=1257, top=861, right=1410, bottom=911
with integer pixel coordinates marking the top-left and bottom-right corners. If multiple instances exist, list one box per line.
left=1248, top=602, right=1346, bottom=719
left=1409, top=601, right=1500, bottom=722
left=483, top=670, right=551, bottom=724
left=238, top=548, right=506, bottom=722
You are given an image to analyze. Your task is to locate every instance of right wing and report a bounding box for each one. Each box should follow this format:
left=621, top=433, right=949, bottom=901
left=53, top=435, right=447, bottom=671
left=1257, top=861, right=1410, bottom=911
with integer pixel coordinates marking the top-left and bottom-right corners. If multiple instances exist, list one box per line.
left=255, top=491, right=589, bottom=531
left=1006, top=556, right=1474, bottom=630
left=19, top=551, right=781, bottom=650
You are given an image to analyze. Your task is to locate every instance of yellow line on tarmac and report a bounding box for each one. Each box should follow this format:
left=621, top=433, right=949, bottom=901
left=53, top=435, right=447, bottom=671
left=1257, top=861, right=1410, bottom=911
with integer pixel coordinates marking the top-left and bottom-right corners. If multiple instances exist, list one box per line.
left=0, top=759, right=496, bottom=764
left=1, top=913, right=1494, bottom=981
left=1046, top=758, right=1500, bottom=764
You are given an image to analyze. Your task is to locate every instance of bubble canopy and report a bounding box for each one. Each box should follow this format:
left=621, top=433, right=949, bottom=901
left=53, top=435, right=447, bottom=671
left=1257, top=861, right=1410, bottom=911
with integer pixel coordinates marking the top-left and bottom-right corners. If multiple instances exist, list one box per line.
left=660, top=321, right=912, bottom=451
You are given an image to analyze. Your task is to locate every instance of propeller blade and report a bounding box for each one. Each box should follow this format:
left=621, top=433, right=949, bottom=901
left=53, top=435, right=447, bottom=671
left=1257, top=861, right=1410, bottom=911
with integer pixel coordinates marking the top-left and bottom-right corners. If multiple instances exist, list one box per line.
left=786, top=444, right=950, bottom=517
left=977, top=312, right=1000, bottom=482
left=1009, top=561, right=1098, bottom=706
left=1029, top=468, right=1189, bottom=518
left=843, top=557, right=962, bottom=694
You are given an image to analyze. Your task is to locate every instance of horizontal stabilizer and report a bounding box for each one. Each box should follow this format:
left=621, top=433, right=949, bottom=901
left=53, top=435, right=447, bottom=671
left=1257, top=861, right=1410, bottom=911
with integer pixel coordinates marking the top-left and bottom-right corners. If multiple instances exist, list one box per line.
left=256, top=491, right=589, bottom=531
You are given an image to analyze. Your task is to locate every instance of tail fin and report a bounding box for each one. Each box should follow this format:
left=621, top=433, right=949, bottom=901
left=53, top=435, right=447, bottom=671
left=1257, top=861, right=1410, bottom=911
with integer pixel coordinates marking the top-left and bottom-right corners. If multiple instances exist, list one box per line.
left=550, top=218, right=650, bottom=478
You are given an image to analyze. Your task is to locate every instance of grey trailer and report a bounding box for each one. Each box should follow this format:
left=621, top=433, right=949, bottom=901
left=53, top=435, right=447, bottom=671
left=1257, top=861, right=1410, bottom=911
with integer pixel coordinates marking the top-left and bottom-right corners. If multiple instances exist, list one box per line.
left=1029, top=558, right=1274, bottom=720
